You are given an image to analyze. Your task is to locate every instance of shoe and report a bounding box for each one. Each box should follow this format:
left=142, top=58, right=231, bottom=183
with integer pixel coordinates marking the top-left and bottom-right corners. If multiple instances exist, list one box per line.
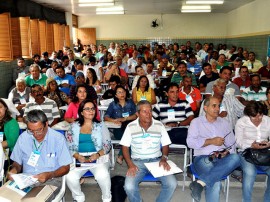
left=189, top=181, right=204, bottom=202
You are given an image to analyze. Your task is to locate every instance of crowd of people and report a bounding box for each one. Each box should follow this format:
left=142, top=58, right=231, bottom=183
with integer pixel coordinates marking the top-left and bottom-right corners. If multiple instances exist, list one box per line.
left=0, top=40, right=269, bottom=202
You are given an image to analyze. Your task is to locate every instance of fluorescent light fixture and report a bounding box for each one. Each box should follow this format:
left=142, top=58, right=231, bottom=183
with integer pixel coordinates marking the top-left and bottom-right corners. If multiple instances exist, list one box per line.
left=79, top=3, right=114, bottom=7
left=186, top=0, right=223, bottom=4
left=96, top=6, right=123, bottom=12
left=79, top=0, right=114, bottom=2
left=96, top=11, right=125, bottom=14
left=182, top=5, right=211, bottom=9
left=181, top=9, right=211, bottom=12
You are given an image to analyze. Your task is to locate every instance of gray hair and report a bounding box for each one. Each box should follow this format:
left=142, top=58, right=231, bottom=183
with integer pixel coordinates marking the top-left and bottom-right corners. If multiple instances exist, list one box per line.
left=136, top=100, right=151, bottom=112
left=204, top=96, right=218, bottom=107
left=25, top=110, right=48, bottom=126
left=213, top=78, right=226, bottom=88
left=16, top=78, right=26, bottom=86
left=29, top=64, right=40, bottom=72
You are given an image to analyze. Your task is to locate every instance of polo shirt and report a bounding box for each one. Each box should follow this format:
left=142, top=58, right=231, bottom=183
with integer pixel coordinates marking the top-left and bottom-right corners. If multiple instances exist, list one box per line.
left=178, top=87, right=202, bottom=112
left=187, top=62, right=202, bottom=75
left=243, top=59, right=263, bottom=73
left=25, top=74, right=48, bottom=87
left=242, top=86, right=267, bottom=101
left=199, top=73, right=219, bottom=88
left=258, top=66, right=270, bottom=79
left=171, top=72, right=197, bottom=86
left=232, top=77, right=251, bottom=89
left=205, top=81, right=241, bottom=97
left=54, top=74, right=76, bottom=96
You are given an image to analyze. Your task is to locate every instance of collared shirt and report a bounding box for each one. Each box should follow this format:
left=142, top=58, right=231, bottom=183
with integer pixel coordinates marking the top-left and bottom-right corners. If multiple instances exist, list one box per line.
left=243, top=59, right=263, bottom=73
left=171, top=72, right=197, bottom=86
left=235, top=115, right=270, bottom=151
left=25, top=73, right=48, bottom=87
left=13, top=66, right=30, bottom=83
left=187, top=116, right=235, bottom=156
left=105, top=99, right=136, bottom=119
left=205, top=80, right=241, bottom=97
left=179, top=87, right=202, bottom=112
left=24, top=97, right=60, bottom=125
left=11, top=128, right=72, bottom=175
left=54, top=74, right=76, bottom=96
left=152, top=99, right=194, bottom=125
left=120, top=118, right=171, bottom=159
left=187, top=62, right=202, bottom=75
left=241, top=86, right=267, bottom=101
left=199, top=94, right=244, bottom=130
left=258, top=66, right=270, bottom=79
left=232, top=77, right=251, bottom=89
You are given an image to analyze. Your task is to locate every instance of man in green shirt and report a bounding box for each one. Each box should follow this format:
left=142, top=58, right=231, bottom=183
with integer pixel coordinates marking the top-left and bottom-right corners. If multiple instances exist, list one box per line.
left=25, top=64, right=48, bottom=87
left=171, top=61, right=197, bottom=86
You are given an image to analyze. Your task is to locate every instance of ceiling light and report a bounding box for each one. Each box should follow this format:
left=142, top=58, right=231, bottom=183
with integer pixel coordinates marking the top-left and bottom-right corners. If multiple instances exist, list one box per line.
left=181, top=9, right=211, bottom=12
left=96, top=11, right=125, bottom=14
left=182, top=5, right=211, bottom=10
left=96, top=6, right=123, bottom=12
left=79, top=3, right=114, bottom=7
left=79, top=0, right=114, bottom=2
left=186, top=0, right=223, bottom=4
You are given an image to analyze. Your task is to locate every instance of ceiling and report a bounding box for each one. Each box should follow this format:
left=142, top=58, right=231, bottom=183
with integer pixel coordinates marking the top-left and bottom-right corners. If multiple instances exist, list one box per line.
left=31, top=0, right=255, bottom=16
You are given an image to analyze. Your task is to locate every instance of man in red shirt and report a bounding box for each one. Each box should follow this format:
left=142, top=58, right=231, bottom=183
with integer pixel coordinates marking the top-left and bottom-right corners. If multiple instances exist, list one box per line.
left=233, top=66, right=251, bottom=91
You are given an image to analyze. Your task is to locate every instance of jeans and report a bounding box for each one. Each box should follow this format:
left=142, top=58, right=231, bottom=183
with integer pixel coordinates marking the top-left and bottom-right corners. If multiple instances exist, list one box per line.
left=124, top=158, right=177, bottom=202
left=193, top=154, right=240, bottom=195
left=66, top=162, right=111, bottom=202
left=239, top=154, right=270, bottom=202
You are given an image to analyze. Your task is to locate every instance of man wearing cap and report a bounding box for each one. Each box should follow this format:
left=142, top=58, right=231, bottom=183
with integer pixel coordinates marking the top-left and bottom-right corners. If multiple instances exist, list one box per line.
left=54, top=66, right=76, bottom=96
left=69, top=71, right=98, bottom=104
left=130, top=55, right=147, bottom=75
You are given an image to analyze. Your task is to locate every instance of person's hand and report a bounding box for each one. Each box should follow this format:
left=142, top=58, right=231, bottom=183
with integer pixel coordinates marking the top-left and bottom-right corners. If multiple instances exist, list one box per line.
left=7, top=168, right=17, bottom=181
left=219, top=111, right=227, bottom=117
left=251, top=141, right=270, bottom=149
left=33, top=172, right=52, bottom=183
left=113, top=119, right=122, bottom=125
left=166, top=122, right=178, bottom=127
left=61, top=83, right=70, bottom=88
left=159, top=159, right=171, bottom=171
left=16, top=104, right=25, bottom=111
left=89, top=153, right=99, bottom=162
left=77, top=155, right=86, bottom=163
left=211, top=137, right=224, bottom=146
left=126, top=164, right=139, bottom=177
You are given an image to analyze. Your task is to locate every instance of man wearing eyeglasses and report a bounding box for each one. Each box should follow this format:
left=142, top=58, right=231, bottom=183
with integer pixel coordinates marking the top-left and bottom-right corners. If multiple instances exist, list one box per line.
left=8, top=110, right=72, bottom=197
left=187, top=96, right=240, bottom=202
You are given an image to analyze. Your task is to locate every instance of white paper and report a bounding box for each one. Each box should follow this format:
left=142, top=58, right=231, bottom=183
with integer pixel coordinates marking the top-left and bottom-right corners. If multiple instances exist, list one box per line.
left=76, top=153, right=110, bottom=170
left=6, top=180, right=33, bottom=196
left=11, top=173, right=38, bottom=190
left=144, top=160, right=182, bottom=178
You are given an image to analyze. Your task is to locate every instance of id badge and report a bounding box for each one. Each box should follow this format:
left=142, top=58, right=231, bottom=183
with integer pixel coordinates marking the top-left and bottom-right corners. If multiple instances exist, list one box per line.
left=20, top=97, right=26, bottom=104
left=240, top=86, right=245, bottom=91
left=140, top=96, right=147, bottom=101
left=27, top=150, right=41, bottom=167
left=141, top=133, right=152, bottom=150
left=0, top=132, right=3, bottom=142
left=186, top=95, right=194, bottom=104
left=122, top=112, right=129, bottom=117
left=189, top=67, right=195, bottom=73
left=220, top=104, right=226, bottom=112
left=167, top=109, right=175, bottom=120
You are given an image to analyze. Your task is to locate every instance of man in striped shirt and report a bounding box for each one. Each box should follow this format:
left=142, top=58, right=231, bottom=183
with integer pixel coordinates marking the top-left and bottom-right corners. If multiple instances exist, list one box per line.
left=152, top=83, right=194, bottom=146
left=120, top=100, right=177, bottom=202
left=23, top=84, right=60, bottom=126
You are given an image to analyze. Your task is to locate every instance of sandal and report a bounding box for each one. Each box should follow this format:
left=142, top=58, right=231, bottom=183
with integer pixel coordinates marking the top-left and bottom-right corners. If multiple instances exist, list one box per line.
left=231, top=174, right=243, bottom=183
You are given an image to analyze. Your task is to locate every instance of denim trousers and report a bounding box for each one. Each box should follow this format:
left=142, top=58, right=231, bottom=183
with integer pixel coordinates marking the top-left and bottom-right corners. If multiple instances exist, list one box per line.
left=66, top=162, right=111, bottom=202
left=193, top=154, right=240, bottom=201
left=124, top=158, right=177, bottom=202
left=239, top=154, right=270, bottom=202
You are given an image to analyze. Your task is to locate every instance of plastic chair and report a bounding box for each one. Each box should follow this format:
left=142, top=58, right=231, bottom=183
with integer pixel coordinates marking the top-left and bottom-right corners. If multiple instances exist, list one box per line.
left=257, top=167, right=268, bottom=188
left=190, top=163, right=230, bottom=202
left=51, top=175, right=66, bottom=202
left=0, top=146, right=5, bottom=183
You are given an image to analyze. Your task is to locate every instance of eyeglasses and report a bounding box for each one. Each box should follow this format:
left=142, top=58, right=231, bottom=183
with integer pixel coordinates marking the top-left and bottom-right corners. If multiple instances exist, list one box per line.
left=27, top=126, right=45, bottom=135
left=116, top=91, right=126, bottom=95
left=83, top=107, right=95, bottom=112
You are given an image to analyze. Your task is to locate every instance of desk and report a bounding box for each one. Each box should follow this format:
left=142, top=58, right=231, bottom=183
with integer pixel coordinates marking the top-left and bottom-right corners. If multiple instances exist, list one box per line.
left=98, top=105, right=108, bottom=121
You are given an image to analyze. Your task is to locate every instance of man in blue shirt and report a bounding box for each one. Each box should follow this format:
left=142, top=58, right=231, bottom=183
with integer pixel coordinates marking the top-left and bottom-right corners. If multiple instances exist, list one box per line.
left=8, top=110, right=72, bottom=191
left=55, top=66, right=76, bottom=96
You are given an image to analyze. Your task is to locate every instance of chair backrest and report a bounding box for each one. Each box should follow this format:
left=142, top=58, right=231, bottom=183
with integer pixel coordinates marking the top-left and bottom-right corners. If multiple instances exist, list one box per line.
left=0, top=146, right=5, bottom=183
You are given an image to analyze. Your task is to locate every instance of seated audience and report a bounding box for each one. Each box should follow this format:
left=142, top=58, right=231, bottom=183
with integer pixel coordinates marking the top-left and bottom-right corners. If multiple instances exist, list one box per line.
left=88, top=56, right=103, bottom=82
left=86, top=68, right=102, bottom=93
left=233, top=66, right=251, bottom=91
left=55, top=66, right=76, bottom=96
left=120, top=100, right=177, bottom=202
left=8, top=78, right=31, bottom=117
left=242, top=74, right=267, bottom=102
left=25, top=64, right=48, bottom=87
left=12, top=57, right=30, bottom=86
left=199, top=63, right=219, bottom=92
left=65, top=84, right=89, bottom=123
left=132, top=75, right=156, bottom=105
left=104, top=64, right=128, bottom=87
left=171, top=62, right=197, bottom=86
left=187, top=96, right=240, bottom=202
left=131, top=66, right=155, bottom=90
left=179, top=76, right=202, bottom=115
left=187, top=54, right=202, bottom=78
left=216, top=54, right=230, bottom=71
left=153, top=83, right=194, bottom=145
left=258, top=57, right=270, bottom=80
left=40, top=51, right=52, bottom=73
left=130, top=55, right=147, bottom=75
left=243, top=51, right=263, bottom=73
left=66, top=99, right=112, bottom=202
left=8, top=110, right=72, bottom=197
left=46, top=60, right=58, bottom=78
left=102, top=75, right=120, bottom=100
left=24, top=84, right=60, bottom=127
left=235, top=101, right=270, bottom=202
left=104, top=85, right=137, bottom=164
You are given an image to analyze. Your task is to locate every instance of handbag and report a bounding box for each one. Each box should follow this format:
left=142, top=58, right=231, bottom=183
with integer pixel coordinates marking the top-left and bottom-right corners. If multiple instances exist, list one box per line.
left=242, top=147, right=270, bottom=166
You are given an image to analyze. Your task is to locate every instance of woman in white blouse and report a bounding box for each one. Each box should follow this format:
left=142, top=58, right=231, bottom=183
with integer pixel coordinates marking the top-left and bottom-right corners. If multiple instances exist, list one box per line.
left=235, top=101, right=270, bottom=202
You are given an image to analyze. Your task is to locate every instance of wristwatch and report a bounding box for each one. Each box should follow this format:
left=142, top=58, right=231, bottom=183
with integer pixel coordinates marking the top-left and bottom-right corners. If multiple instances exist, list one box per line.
left=162, top=155, right=169, bottom=160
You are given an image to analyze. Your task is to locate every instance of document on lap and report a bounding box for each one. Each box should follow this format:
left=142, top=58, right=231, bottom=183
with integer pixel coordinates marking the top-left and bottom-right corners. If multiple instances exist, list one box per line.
left=10, top=173, right=38, bottom=190
left=144, top=160, right=182, bottom=178
left=76, top=153, right=109, bottom=169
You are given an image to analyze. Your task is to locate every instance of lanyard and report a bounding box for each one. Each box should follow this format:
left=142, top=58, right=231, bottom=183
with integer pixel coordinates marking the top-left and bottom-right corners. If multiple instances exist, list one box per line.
left=33, top=139, right=43, bottom=151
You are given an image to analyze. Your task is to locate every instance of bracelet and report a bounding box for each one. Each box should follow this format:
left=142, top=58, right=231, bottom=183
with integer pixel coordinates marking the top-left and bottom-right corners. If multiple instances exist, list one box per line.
left=96, top=152, right=101, bottom=158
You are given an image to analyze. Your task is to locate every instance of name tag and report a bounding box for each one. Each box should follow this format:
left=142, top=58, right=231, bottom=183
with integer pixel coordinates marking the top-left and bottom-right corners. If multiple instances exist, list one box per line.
left=20, top=97, right=26, bottom=104
left=62, top=80, right=69, bottom=84
left=140, top=96, right=147, bottom=101
left=189, top=67, right=195, bottom=73
left=122, top=112, right=129, bottom=117
left=0, top=132, right=4, bottom=142
left=248, top=64, right=252, bottom=69
left=27, top=150, right=41, bottom=167
left=240, top=86, right=245, bottom=90
left=186, top=95, right=194, bottom=104
left=220, top=104, right=226, bottom=112
left=167, top=109, right=175, bottom=120
left=141, top=134, right=152, bottom=150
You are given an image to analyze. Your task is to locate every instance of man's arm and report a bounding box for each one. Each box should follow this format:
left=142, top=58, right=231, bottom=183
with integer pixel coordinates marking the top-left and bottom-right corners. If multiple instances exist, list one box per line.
left=7, top=161, right=22, bottom=180
left=34, top=165, right=70, bottom=183
left=50, top=118, right=59, bottom=127
left=179, top=115, right=194, bottom=126
left=159, top=145, right=170, bottom=171
left=122, top=146, right=138, bottom=177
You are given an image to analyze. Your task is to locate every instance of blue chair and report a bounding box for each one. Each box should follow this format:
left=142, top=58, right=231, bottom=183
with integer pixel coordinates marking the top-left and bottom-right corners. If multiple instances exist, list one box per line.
left=190, top=163, right=230, bottom=202
left=257, top=167, right=268, bottom=188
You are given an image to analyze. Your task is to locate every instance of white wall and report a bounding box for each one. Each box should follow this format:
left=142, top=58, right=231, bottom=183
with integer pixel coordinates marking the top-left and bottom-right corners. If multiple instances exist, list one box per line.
left=65, top=12, right=73, bottom=47
left=79, top=13, right=227, bottom=39
left=227, top=0, right=270, bottom=36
